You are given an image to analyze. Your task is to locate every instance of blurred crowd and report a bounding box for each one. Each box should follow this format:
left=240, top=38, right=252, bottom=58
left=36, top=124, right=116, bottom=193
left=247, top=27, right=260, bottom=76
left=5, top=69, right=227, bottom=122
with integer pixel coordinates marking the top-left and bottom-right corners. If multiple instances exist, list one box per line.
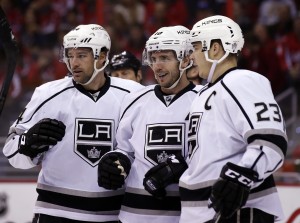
left=0, top=0, right=300, bottom=130
left=0, top=0, right=300, bottom=94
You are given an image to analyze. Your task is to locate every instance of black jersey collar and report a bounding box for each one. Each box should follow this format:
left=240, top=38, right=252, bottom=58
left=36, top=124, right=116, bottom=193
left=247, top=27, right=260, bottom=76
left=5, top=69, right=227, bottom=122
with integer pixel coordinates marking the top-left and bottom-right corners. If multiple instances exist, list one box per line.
left=154, top=82, right=196, bottom=106
left=72, top=75, right=111, bottom=101
left=207, top=67, right=237, bottom=87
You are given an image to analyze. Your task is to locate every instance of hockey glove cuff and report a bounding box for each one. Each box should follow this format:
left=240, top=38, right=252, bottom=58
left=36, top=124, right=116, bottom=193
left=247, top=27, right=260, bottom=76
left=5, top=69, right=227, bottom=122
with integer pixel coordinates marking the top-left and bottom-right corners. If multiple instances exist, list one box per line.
left=208, top=162, right=258, bottom=219
left=98, top=152, right=131, bottom=190
left=18, top=118, right=66, bottom=158
left=143, top=153, right=187, bottom=199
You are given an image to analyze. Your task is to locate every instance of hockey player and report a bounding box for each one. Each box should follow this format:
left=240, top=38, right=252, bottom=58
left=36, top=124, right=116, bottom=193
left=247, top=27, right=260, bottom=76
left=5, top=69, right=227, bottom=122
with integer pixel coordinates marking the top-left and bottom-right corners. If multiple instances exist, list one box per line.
left=2, top=24, right=143, bottom=223
left=109, top=50, right=142, bottom=83
left=97, top=25, right=202, bottom=223
left=179, top=15, right=287, bottom=223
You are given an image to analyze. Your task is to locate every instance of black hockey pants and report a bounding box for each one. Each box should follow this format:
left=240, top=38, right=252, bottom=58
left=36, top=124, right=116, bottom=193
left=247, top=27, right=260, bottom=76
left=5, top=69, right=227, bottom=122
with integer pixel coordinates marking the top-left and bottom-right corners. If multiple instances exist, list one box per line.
left=32, top=213, right=120, bottom=223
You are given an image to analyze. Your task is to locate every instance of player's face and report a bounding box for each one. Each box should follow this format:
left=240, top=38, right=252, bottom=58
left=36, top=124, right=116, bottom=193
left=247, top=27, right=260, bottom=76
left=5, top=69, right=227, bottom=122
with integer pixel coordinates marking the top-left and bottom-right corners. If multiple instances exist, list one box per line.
left=190, top=42, right=210, bottom=79
left=111, top=68, right=139, bottom=82
left=67, top=47, right=95, bottom=84
left=149, top=50, right=180, bottom=88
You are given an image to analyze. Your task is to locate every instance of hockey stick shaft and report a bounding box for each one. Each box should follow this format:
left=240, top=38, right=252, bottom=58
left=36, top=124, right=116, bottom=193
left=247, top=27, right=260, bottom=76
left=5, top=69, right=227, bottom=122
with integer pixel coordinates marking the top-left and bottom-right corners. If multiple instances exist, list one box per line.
left=0, top=7, right=19, bottom=116
left=212, top=212, right=221, bottom=223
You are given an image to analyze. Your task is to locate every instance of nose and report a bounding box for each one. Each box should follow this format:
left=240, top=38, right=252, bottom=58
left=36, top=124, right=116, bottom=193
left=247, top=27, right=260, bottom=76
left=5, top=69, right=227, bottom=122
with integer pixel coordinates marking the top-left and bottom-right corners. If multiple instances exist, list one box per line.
left=152, top=61, right=164, bottom=73
left=190, top=52, right=195, bottom=60
left=69, top=57, right=80, bottom=68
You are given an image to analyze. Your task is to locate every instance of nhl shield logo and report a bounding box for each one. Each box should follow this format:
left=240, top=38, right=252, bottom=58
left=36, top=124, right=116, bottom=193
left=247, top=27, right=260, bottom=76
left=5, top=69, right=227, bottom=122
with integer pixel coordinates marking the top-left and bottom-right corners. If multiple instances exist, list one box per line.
left=75, top=118, right=114, bottom=167
left=145, top=123, right=185, bottom=165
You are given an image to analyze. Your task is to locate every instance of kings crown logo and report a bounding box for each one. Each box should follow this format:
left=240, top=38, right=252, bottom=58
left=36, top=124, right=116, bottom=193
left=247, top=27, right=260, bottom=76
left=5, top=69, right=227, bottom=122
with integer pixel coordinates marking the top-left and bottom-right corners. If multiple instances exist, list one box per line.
left=87, top=147, right=101, bottom=159
left=157, top=151, right=170, bottom=163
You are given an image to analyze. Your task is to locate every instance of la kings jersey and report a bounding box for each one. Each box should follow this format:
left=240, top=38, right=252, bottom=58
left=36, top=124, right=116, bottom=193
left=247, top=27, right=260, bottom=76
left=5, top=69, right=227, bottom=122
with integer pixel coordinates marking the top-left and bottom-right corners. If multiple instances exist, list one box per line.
left=179, top=68, right=287, bottom=223
left=115, top=82, right=202, bottom=223
left=2, top=75, right=143, bottom=222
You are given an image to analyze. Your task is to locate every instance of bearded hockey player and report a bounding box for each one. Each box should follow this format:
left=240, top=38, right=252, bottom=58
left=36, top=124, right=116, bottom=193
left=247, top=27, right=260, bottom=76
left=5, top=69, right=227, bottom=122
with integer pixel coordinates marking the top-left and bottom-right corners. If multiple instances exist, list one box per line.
left=2, top=24, right=143, bottom=223
left=179, top=15, right=287, bottom=223
left=97, top=25, right=202, bottom=223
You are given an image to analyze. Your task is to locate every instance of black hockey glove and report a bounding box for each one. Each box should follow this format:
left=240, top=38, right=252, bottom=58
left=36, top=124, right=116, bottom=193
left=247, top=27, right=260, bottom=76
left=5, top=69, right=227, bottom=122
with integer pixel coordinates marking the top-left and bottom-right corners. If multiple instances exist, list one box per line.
left=18, top=118, right=66, bottom=158
left=208, top=162, right=258, bottom=219
left=143, top=153, right=187, bottom=199
left=98, top=152, right=131, bottom=190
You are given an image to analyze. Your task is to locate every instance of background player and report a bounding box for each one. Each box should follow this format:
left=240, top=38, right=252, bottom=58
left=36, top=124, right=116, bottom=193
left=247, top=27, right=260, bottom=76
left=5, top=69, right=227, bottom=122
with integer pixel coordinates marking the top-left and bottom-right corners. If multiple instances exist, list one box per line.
left=2, top=24, right=143, bottom=223
left=97, top=25, right=202, bottom=223
left=109, top=50, right=142, bottom=83
left=179, top=15, right=287, bottom=223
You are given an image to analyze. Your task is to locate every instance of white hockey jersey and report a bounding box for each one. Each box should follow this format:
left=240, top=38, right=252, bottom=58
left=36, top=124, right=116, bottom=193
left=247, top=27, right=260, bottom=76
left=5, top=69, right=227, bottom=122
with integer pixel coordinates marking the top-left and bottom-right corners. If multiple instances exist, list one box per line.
left=2, top=75, right=143, bottom=222
left=179, top=68, right=287, bottom=223
left=115, top=83, right=202, bottom=223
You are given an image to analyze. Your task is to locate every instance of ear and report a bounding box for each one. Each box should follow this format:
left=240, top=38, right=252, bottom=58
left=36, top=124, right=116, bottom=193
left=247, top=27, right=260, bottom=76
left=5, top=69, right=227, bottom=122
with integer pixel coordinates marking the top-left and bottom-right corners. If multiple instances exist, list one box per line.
left=210, top=42, right=224, bottom=59
left=96, top=51, right=108, bottom=68
left=180, top=55, right=190, bottom=69
left=136, top=70, right=142, bottom=83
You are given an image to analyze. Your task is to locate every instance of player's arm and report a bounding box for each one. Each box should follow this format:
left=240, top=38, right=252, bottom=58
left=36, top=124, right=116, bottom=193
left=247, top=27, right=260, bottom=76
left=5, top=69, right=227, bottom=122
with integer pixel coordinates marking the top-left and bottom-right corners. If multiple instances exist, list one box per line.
left=209, top=75, right=288, bottom=218
left=3, top=88, right=66, bottom=169
left=143, top=152, right=188, bottom=199
left=208, top=162, right=258, bottom=219
left=3, top=118, right=66, bottom=168
left=223, top=75, right=287, bottom=179
left=98, top=93, right=136, bottom=190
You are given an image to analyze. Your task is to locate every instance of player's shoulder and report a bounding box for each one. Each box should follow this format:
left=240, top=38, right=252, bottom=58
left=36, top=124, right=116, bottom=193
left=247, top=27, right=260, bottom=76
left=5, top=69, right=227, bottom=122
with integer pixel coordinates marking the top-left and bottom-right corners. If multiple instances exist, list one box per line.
left=123, top=84, right=155, bottom=102
left=223, top=69, right=270, bottom=88
left=110, top=76, right=144, bottom=93
left=35, top=75, right=73, bottom=93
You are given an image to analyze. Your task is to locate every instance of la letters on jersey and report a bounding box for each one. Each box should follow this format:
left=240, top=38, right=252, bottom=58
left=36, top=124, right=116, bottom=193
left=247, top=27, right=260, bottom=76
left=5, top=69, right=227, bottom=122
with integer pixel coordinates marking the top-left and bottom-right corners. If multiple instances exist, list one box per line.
left=145, top=123, right=185, bottom=165
left=75, top=118, right=114, bottom=167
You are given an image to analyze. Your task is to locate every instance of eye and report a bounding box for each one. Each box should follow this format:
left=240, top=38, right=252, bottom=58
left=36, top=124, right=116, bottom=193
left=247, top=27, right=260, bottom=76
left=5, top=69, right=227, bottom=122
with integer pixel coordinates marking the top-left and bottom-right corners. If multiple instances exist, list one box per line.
left=150, top=57, right=157, bottom=63
left=160, top=55, right=168, bottom=62
left=78, top=53, right=87, bottom=58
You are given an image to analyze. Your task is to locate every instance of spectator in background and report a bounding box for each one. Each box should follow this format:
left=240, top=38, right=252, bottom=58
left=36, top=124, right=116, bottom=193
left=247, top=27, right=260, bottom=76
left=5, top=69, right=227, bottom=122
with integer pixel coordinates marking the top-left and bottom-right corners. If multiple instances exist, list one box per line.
left=277, top=15, right=300, bottom=99
left=240, top=23, right=289, bottom=95
left=113, top=0, right=146, bottom=25
left=25, top=47, right=68, bottom=91
left=124, top=23, right=147, bottom=60
left=144, top=0, right=188, bottom=36
left=109, top=50, right=143, bottom=83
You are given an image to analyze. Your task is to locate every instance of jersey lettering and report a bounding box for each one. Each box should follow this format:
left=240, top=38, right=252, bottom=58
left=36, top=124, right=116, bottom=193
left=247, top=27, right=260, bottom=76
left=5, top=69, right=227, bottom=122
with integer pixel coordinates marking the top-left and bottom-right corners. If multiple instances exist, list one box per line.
left=75, top=118, right=114, bottom=167
left=204, top=91, right=216, bottom=110
left=255, top=102, right=282, bottom=122
left=145, top=123, right=185, bottom=165
left=225, top=169, right=254, bottom=187
left=188, top=113, right=202, bottom=157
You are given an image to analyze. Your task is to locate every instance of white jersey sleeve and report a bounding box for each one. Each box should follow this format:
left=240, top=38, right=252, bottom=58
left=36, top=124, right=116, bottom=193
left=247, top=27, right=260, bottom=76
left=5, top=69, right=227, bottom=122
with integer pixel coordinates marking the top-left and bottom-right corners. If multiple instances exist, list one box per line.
left=3, top=82, right=60, bottom=169
left=222, top=70, right=286, bottom=180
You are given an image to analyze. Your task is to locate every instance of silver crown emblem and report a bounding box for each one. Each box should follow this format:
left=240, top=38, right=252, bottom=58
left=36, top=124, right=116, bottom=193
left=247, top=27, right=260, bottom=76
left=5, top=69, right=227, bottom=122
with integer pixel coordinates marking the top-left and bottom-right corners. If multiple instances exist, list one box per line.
left=157, top=151, right=169, bottom=163
left=87, top=147, right=100, bottom=158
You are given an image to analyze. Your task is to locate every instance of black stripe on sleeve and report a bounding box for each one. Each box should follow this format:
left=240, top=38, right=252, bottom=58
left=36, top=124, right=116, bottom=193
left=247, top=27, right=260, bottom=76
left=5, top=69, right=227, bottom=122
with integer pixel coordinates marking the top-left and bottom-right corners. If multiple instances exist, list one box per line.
left=20, top=86, right=74, bottom=125
left=120, top=89, right=154, bottom=120
left=247, top=134, right=287, bottom=156
left=221, top=80, right=254, bottom=129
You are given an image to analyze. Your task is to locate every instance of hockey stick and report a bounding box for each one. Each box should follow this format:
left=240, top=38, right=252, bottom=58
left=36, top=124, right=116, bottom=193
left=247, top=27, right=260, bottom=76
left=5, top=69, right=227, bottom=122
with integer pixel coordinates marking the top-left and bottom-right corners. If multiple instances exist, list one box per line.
left=212, top=212, right=221, bottom=223
left=0, top=6, right=19, bottom=116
